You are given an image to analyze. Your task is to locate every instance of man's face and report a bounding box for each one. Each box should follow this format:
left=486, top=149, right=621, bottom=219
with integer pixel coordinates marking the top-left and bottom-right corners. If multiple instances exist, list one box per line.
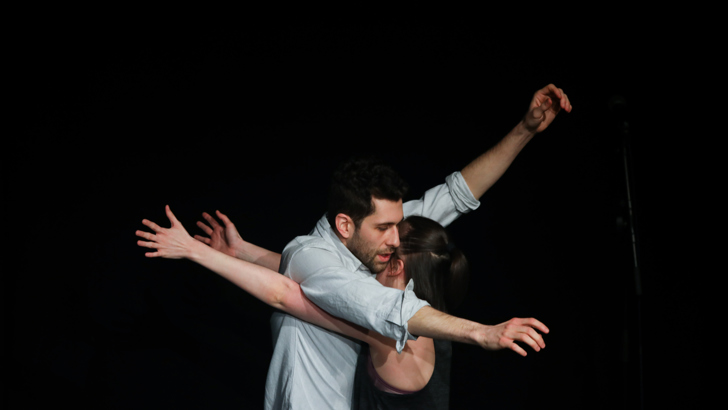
left=347, top=197, right=403, bottom=274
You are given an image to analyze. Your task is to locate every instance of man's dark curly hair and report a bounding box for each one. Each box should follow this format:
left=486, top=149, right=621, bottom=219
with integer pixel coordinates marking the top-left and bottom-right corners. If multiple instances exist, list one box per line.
left=326, top=156, right=409, bottom=229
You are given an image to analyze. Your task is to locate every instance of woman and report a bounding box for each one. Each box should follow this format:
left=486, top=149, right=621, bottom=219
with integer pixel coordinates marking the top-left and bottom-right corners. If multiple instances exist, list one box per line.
left=350, top=214, right=468, bottom=409
left=136, top=206, right=541, bottom=409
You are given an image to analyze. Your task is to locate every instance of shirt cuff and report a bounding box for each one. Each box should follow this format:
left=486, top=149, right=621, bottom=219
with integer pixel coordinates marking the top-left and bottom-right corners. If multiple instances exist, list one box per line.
left=445, top=171, right=481, bottom=213
left=387, top=279, right=430, bottom=353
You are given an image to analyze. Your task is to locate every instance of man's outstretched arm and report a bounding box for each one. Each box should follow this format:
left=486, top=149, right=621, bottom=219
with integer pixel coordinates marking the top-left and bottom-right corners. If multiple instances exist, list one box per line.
left=408, top=306, right=549, bottom=357
left=461, top=84, right=572, bottom=200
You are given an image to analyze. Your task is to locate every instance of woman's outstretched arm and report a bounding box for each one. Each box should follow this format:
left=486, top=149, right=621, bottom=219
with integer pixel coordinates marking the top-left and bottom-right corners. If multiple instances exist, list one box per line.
left=136, top=205, right=373, bottom=342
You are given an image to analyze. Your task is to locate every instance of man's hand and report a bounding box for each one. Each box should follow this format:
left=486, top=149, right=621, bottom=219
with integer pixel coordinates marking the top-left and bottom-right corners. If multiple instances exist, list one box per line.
left=194, top=210, right=245, bottom=258
left=523, top=84, right=572, bottom=134
left=136, top=205, right=196, bottom=259
left=478, top=317, right=550, bottom=357
left=407, top=307, right=549, bottom=356
left=459, top=84, right=572, bottom=199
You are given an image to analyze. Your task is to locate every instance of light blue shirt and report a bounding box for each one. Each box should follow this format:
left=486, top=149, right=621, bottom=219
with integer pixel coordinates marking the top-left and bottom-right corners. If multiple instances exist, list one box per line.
left=264, top=172, right=480, bottom=409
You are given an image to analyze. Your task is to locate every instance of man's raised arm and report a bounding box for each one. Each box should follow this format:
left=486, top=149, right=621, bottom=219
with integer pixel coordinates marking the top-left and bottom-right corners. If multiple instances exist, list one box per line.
left=400, top=86, right=567, bottom=355
left=461, top=84, right=572, bottom=200
left=402, top=84, right=572, bottom=228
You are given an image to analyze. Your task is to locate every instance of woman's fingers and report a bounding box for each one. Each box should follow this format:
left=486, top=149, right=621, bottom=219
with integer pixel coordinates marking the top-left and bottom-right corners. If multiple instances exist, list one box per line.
left=142, top=219, right=163, bottom=232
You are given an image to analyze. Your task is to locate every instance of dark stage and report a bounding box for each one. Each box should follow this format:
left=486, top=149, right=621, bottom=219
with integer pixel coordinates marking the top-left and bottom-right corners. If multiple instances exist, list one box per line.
left=6, top=21, right=702, bottom=409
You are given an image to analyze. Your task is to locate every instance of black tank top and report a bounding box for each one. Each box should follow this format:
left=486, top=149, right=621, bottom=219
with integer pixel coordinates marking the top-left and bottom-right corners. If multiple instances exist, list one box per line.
left=353, top=339, right=452, bottom=410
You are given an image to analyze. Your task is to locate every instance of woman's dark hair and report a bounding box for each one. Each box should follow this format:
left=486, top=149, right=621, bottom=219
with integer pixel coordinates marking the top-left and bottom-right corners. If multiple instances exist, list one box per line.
left=326, top=156, right=409, bottom=228
left=396, top=216, right=469, bottom=313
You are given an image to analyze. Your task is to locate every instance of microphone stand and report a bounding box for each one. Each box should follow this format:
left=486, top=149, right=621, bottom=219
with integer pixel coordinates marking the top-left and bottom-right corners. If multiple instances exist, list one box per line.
left=610, top=95, right=644, bottom=410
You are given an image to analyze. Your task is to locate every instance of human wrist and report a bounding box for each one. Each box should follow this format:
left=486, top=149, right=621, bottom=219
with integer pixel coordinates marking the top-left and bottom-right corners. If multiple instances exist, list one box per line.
left=187, top=238, right=209, bottom=262
left=233, top=241, right=252, bottom=261
left=451, top=318, right=490, bottom=347
left=514, top=119, right=538, bottom=140
left=471, top=323, right=496, bottom=350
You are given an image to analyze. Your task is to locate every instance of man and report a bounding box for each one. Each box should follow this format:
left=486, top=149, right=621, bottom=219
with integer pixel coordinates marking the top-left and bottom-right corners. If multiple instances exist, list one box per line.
left=195, top=85, right=572, bottom=409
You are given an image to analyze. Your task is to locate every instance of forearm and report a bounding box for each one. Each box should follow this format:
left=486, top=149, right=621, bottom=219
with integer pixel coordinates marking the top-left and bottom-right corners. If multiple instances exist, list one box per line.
left=279, top=286, right=373, bottom=343
left=232, top=240, right=282, bottom=272
left=408, top=306, right=550, bottom=355
left=188, top=241, right=372, bottom=342
left=461, top=120, right=535, bottom=199
left=188, top=240, right=288, bottom=309
left=407, top=306, right=493, bottom=348
left=462, top=84, right=571, bottom=199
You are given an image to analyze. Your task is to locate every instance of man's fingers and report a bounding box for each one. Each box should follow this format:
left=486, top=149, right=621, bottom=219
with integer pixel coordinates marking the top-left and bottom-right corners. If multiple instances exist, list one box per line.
left=535, top=84, right=572, bottom=113
left=504, top=327, right=541, bottom=352
left=520, top=317, right=549, bottom=334
left=509, top=342, right=528, bottom=357
left=543, top=96, right=556, bottom=112
left=546, top=83, right=559, bottom=94
left=536, top=83, right=559, bottom=100
left=530, top=98, right=551, bottom=122
left=553, top=87, right=572, bottom=113
left=145, top=251, right=160, bottom=258
left=522, top=328, right=545, bottom=350
left=532, top=329, right=546, bottom=349
left=196, top=220, right=213, bottom=235
left=562, top=93, right=572, bottom=112
left=502, top=318, right=549, bottom=353
left=507, top=332, right=542, bottom=353
left=512, top=319, right=548, bottom=349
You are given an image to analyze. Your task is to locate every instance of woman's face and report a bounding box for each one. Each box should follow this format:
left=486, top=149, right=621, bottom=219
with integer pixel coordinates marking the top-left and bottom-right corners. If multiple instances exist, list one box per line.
left=374, top=254, right=406, bottom=290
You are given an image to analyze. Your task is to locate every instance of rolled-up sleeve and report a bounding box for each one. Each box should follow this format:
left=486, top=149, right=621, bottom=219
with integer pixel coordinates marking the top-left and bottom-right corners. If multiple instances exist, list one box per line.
left=395, top=279, right=424, bottom=351
left=287, top=246, right=430, bottom=352
left=403, top=171, right=480, bottom=226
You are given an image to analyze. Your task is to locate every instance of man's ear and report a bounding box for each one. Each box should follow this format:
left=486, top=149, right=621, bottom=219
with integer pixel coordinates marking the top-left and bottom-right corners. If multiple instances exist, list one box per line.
left=335, top=213, right=355, bottom=240
left=388, top=258, right=405, bottom=277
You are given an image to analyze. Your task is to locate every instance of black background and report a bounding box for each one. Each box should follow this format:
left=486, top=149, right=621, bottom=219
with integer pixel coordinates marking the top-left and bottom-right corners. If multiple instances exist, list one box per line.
left=6, top=19, right=705, bottom=409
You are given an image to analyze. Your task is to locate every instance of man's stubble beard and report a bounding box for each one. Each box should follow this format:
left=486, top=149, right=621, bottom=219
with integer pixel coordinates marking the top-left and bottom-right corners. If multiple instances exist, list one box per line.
left=347, top=230, right=392, bottom=274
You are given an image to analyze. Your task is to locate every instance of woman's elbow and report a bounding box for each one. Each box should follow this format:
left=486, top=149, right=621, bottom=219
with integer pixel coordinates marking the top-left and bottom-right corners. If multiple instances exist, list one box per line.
left=271, top=279, right=301, bottom=312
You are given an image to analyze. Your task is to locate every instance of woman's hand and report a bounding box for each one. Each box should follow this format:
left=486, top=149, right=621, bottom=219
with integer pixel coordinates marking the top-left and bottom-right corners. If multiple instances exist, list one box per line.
left=136, top=205, right=196, bottom=259
left=194, top=210, right=245, bottom=258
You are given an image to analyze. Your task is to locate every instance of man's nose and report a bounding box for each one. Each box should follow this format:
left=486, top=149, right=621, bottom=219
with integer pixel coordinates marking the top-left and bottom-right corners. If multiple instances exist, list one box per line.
left=387, top=225, right=400, bottom=248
